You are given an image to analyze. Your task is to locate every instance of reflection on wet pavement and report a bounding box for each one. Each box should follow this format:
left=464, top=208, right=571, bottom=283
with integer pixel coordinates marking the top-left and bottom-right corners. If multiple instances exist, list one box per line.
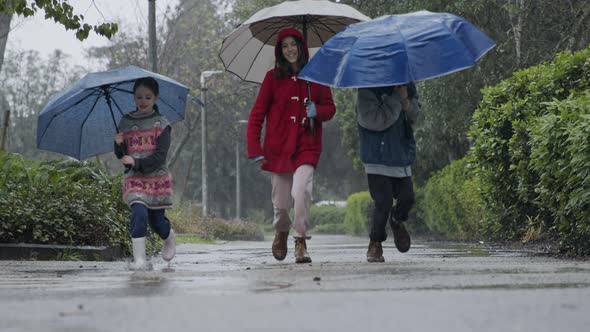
left=1, top=235, right=589, bottom=299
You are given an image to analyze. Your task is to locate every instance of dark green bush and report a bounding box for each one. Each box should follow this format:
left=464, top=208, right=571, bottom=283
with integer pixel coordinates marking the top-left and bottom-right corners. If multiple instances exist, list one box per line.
left=343, top=191, right=373, bottom=236
left=0, top=153, right=172, bottom=258
left=469, top=45, right=590, bottom=241
left=416, top=158, right=484, bottom=241
left=528, top=92, right=590, bottom=255
left=0, top=153, right=130, bottom=252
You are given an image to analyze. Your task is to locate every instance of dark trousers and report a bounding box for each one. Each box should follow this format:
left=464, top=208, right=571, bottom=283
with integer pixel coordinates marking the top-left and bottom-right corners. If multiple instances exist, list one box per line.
left=367, top=174, right=415, bottom=242
left=130, top=203, right=171, bottom=239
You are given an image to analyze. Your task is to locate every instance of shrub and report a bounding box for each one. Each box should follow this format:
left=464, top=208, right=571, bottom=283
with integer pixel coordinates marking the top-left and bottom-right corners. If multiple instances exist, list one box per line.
left=200, top=218, right=264, bottom=241
left=309, top=205, right=346, bottom=228
left=469, top=45, right=590, bottom=240
left=417, top=158, right=484, bottom=241
left=166, top=202, right=264, bottom=241
left=313, top=223, right=346, bottom=234
left=343, top=191, right=373, bottom=236
left=528, top=92, right=590, bottom=254
left=166, top=202, right=204, bottom=234
left=0, top=153, right=131, bottom=254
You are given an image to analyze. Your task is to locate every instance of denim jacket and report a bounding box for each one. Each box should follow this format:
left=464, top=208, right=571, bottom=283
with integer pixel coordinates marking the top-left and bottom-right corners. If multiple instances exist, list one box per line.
left=356, top=86, right=420, bottom=168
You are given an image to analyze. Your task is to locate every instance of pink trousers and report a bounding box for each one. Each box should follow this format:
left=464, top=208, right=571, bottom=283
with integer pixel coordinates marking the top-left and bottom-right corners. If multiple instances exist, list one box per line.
left=271, top=164, right=314, bottom=238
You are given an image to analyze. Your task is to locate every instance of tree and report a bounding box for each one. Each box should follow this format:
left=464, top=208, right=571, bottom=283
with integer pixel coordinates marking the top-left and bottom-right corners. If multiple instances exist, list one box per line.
left=0, top=0, right=12, bottom=72
left=0, top=0, right=118, bottom=74
left=0, top=48, right=84, bottom=158
left=0, top=0, right=117, bottom=41
left=337, top=0, right=590, bottom=185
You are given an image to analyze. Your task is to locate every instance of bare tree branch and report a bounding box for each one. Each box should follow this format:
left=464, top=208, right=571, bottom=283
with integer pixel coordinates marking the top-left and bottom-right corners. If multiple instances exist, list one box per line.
left=551, top=2, right=590, bottom=57
left=168, top=103, right=200, bottom=168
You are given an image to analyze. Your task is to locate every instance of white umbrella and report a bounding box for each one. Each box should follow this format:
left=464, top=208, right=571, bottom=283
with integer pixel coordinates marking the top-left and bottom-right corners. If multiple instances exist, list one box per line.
left=219, top=0, right=370, bottom=84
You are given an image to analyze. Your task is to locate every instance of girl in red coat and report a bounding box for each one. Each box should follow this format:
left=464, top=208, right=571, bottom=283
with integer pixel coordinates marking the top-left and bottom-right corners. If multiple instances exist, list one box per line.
left=247, top=28, right=336, bottom=263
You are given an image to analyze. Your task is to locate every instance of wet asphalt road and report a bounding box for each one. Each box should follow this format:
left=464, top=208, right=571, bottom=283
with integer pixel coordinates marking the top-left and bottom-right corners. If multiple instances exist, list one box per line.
left=1, top=235, right=589, bottom=332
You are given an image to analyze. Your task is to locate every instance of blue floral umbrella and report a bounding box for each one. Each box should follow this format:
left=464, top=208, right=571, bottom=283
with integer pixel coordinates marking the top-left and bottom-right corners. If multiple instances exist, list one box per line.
left=298, top=11, right=496, bottom=88
left=37, top=66, right=189, bottom=160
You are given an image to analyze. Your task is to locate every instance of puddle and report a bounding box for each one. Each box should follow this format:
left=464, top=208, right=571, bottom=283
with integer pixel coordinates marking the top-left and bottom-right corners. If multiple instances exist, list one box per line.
left=454, top=282, right=590, bottom=290
left=556, top=267, right=590, bottom=273
left=20, top=269, right=87, bottom=276
left=162, top=267, right=175, bottom=273
left=252, top=281, right=293, bottom=293
left=424, top=243, right=528, bottom=258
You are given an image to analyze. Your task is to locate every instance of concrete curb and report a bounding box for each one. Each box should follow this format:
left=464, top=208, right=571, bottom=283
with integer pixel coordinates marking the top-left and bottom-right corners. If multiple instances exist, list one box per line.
left=0, top=243, right=123, bottom=261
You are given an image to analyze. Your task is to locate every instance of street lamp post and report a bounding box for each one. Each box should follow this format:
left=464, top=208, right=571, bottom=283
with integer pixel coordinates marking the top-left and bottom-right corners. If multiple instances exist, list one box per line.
left=200, top=70, right=223, bottom=218
left=235, top=138, right=240, bottom=220
left=235, top=120, right=248, bottom=220
left=148, top=0, right=157, bottom=72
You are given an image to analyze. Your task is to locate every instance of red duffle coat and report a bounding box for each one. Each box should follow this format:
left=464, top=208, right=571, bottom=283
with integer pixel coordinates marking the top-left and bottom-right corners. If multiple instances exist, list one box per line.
left=247, top=69, right=336, bottom=173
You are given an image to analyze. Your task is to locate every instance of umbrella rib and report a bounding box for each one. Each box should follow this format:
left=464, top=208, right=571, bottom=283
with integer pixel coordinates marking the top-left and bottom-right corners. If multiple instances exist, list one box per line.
left=157, top=98, right=179, bottom=117
left=307, top=23, right=328, bottom=45
left=287, top=15, right=347, bottom=35
left=109, top=96, right=128, bottom=117
left=111, top=87, right=134, bottom=95
left=311, top=17, right=344, bottom=34
left=237, top=23, right=286, bottom=81
left=225, top=19, right=287, bottom=69
left=37, top=90, right=102, bottom=144
left=77, top=93, right=103, bottom=159
left=108, top=83, right=134, bottom=116
left=110, top=81, right=135, bottom=89
left=50, top=90, right=103, bottom=118
left=223, top=17, right=294, bottom=73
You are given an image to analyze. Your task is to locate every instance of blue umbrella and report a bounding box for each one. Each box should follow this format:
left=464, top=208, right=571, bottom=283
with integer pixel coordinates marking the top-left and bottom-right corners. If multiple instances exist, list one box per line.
left=37, top=65, right=189, bottom=160
left=298, top=10, right=496, bottom=88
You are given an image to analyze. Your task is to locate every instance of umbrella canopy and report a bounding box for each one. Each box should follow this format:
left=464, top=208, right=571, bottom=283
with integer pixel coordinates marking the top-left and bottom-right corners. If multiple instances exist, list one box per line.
left=37, top=65, right=189, bottom=160
left=298, top=10, right=496, bottom=88
left=219, top=0, right=370, bottom=83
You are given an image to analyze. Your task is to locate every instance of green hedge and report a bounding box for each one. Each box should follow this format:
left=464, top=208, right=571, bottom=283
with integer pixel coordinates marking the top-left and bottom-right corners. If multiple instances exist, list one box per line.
left=343, top=191, right=373, bottom=236
left=200, top=217, right=264, bottom=241
left=0, top=152, right=162, bottom=257
left=469, top=45, right=590, bottom=241
left=309, top=205, right=347, bottom=234
left=310, top=205, right=345, bottom=226
left=416, top=158, right=484, bottom=241
left=313, top=222, right=347, bottom=234
left=528, top=92, right=590, bottom=255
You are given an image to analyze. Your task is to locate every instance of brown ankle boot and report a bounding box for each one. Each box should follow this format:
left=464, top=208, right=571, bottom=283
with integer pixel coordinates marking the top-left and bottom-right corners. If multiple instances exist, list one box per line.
left=294, top=238, right=311, bottom=263
left=391, top=221, right=411, bottom=253
left=366, top=240, right=385, bottom=263
left=272, top=231, right=289, bottom=261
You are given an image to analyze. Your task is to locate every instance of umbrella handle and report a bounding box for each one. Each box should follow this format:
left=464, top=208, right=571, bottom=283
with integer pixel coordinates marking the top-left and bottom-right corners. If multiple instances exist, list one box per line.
left=403, top=111, right=413, bottom=139
left=106, top=86, right=130, bottom=172
left=306, top=81, right=315, bottom=136
left=117, top=128, right=131, bottom=174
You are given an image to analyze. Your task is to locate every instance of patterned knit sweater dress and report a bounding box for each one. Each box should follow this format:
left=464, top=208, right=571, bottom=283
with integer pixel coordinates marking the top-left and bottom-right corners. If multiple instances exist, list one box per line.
left=116, top=110, right=173, bottom=209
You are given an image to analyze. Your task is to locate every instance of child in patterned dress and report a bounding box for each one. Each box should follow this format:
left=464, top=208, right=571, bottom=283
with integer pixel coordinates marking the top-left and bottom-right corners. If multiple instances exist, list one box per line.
left=114, top=77, right=176, bottom=270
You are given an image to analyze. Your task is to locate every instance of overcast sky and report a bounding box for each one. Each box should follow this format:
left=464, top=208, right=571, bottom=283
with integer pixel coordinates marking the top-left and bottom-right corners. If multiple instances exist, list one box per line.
left=6, top=0, right=180, bottom=69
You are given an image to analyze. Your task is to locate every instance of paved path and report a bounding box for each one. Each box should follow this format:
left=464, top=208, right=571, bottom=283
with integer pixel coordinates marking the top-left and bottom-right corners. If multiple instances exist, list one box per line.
left=1, top=235, right=589, bottom=331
